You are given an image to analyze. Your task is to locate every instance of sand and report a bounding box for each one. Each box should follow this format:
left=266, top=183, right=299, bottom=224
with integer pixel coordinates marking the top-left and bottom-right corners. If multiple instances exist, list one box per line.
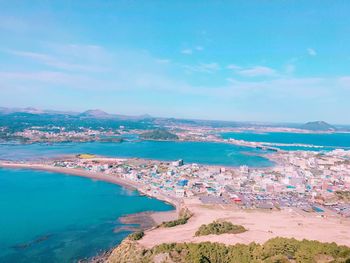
left=139, top=198, right=350, bottom=248
left=0, top=162, right=179, bottom=224
left=2, top=161, right=349, bottom=249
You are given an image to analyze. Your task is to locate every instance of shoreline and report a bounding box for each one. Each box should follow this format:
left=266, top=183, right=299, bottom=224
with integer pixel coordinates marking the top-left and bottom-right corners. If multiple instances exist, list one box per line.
left=0, top=161, right=181, bottom=262
left=0, top=161, right=181, bottom=218
left=2, top=158, right=350, bottom=261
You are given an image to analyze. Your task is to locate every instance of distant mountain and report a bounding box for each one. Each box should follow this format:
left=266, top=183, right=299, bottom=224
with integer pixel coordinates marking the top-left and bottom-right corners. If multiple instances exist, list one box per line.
left=79, top=109, right=113, bottom=119
left=138, top=114, right=153, bottom=119
left=0, top=107, right=43, bottom=114
left=301, top=121, right=336, bottom=131
left=0, top=107, right=156, bottom=121
left=0, top=107, right=77, bottom=116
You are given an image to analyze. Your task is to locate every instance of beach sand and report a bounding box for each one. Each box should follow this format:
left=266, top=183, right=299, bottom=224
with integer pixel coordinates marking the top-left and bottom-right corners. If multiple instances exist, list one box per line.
left=138, top=197, right=350, bottom=248
left=0, top=162, right=179, bottom=224
left=2, top=161, right=349, bottom=250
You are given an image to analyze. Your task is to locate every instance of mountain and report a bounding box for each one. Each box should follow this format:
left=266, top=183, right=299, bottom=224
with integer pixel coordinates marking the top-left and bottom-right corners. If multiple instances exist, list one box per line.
left=301, top=121, right=336, bottom=131
left=0, top=106, right=153, bottom=121
left=0, top=107, right=43, bottom=114
left=79, top=109, right=113, bottom=119
left=0, top=107, right=77, bottom=116
left=138, top=114, right=153, bottom=119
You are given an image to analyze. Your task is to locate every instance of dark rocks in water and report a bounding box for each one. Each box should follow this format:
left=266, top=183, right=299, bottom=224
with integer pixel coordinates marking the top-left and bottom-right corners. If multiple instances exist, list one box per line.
left=113, top=226, right=139, bottom=234
left=118, top=212, right=156, bottom=230
left=78, top=249, right=113, bottom=263
left=79, top=212, right=157, bottom=263
left=12, top=234, right=53, bottom=250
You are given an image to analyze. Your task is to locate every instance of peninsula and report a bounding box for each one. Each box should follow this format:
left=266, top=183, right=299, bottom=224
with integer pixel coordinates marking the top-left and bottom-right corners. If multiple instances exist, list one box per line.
left=1, top=146, right=350, bottom=262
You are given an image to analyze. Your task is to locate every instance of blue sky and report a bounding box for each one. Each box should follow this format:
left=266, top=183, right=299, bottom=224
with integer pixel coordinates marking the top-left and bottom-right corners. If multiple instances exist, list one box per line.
left=0, top=0, right=350, bottom=124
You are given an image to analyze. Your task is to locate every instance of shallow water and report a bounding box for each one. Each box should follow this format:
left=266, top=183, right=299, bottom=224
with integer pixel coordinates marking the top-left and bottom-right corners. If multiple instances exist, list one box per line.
left=0, top=140, right=273, bottom=167
left=0, top=168, right=173, bottom=263
left=221, top=132, right=350, bottom=150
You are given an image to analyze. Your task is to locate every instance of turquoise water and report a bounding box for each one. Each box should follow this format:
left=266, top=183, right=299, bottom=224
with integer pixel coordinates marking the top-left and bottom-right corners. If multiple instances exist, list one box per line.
left=221, top=132, right=350, bottom=150
left=0, top=141, right=273, bottom=167
left=0, top=168, right=173, bottom=263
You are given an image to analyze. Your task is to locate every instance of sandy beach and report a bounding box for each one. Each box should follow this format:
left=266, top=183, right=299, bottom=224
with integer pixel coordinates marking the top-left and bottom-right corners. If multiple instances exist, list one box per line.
left=2, top=161, right=350, bottom=251
left=0, top=161, right=179, bottom=224
left=0, top=162, right=141, bottom=189
left=139, top=198, right=350, bottom=248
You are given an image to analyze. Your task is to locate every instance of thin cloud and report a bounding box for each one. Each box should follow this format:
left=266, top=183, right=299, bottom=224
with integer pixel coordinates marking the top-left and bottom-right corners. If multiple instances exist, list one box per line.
left=184, top=63, right=220, bottom=73
left=285, top=64, right=296, bottom=74
left=227, top=64, right=242, bottom=70
left=338, top=76, right=350, bottom=89
left=181, top=49, right=193, bottom=55
left=5, top=49, right=107, bottom=72
left=307, top=48, right=317, bottom=56
left=237, top=66, right=276, bottom=77
left=155, top=58, right=171, bottom=64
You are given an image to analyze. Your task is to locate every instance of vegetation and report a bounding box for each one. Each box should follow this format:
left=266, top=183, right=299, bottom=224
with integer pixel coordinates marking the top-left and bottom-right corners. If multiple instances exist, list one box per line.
left=160, top=208, right=192, bottom=228
left=336, top=191, right=350, bottom=202
left=301, top=121, right=336, bottom=131
left=195, top=221, right=247, bottom=236
left=0, top=112, right=155, bottom=133
left=128, top=231, right=144, bottom=241
left=108, top=237, right=350, bottom=263
left=140, top=129, right=179, bottom=141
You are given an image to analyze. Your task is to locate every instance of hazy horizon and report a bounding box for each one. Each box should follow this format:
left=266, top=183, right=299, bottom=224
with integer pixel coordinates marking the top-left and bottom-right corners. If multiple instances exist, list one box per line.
left=2, top=105, right=350, bottom=126
left=1, top=1, right=349, bottom=123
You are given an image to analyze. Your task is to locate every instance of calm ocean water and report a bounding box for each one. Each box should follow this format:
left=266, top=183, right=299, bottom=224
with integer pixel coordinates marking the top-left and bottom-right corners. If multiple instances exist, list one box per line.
left=0, top=141, right=273, bottom=262
left=0, top=140, right=273, bottom=167
left=1, top=132, right=346, bottom=262
left=221, top=132, right=350, bottom=151
left=0, top=168, right=173, bottom=263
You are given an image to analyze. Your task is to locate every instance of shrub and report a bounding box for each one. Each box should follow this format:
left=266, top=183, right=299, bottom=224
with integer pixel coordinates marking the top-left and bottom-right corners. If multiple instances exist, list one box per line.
left=161, top=208, right=192, bottom=228
left=128, top=231, right=144, bottom=241
left=195, top=221, right=247, bottom=236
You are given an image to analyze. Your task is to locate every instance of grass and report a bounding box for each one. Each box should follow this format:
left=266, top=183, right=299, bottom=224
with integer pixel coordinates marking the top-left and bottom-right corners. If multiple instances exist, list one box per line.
left=160, top=208, right=192, bottom=228
left=128, top=231, right=144, bottom=241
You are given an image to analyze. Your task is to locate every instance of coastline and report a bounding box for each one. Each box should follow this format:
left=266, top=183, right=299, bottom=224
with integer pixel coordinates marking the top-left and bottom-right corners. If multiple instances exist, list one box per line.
left=2, top=157, right=350, bottom=261
left=0, top=161, right=181, bottom=262
left=0, top=161, right=180, bottom=223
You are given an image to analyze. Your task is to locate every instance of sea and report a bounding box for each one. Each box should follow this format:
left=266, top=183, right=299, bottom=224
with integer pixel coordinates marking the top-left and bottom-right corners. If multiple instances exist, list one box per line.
left=221, top=131, right=350, bottom=151
left=0, top=168, right=173, bottom=263
left=0, top=140, right=273, bottom=262
left=2, top=133, right=348, bottom=262
left=0, top=140, right=273, bottom=167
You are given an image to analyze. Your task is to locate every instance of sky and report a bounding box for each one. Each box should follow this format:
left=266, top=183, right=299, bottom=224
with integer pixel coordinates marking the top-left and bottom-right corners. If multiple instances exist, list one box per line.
left=0, top=0, right=350, bottom=124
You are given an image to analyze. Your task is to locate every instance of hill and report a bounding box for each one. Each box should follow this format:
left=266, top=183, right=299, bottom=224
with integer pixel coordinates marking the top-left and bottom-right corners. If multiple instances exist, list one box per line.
left=79, top=109, right=113, bottom=119
left=140, top=129, right=179, bottom=140
left=107, top=237, right=350, bottom=263
left=301, top=121, right=336, bottom=131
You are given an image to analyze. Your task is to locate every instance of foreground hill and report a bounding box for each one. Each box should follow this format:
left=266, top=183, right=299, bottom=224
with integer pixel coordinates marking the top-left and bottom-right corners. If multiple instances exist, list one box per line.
left=301, top=121, right=336, bottom=131
left=106, top=198, right=350, bottom=263
left=107, top=238, right=350, bottom=263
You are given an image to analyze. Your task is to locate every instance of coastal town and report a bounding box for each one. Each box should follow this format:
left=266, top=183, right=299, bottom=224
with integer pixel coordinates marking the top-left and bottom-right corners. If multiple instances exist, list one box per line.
left=1, top=109, right=350, bottom=262
left=2, top=0, right=350, bottom=261
left=2, top=147, right=349, bottom=219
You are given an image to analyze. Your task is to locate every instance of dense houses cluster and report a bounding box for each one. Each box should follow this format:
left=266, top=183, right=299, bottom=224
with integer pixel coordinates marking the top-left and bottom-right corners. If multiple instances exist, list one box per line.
left=51, top=148, right=350, bottom=218
left=13, top=128, right=123, bottom=143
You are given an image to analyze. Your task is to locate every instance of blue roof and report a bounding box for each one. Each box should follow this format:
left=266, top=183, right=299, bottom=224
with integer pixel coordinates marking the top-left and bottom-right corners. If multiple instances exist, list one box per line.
left=177, top=179, right=188, bottom=186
